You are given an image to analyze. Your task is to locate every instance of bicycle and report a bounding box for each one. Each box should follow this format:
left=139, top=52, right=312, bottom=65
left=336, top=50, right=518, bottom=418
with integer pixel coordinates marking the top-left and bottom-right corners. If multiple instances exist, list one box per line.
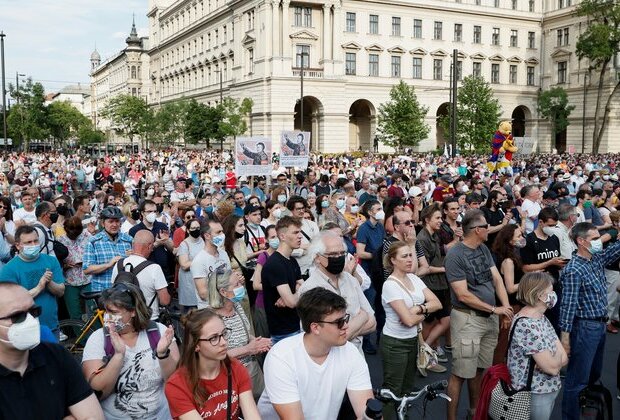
left=371, top=380, right=451, bottom=420
left=58, top=290, right=105, bottom=359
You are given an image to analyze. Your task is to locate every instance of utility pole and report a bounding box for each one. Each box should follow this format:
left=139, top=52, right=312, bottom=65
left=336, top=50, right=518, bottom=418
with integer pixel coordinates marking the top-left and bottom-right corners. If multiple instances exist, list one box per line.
left=581, top=71, right=588, bottom=154
left=0, top=32, right=6, bottom=149
left=450, top=49, right=458, bottom=158
left=15, top=72, right=25, bottom=105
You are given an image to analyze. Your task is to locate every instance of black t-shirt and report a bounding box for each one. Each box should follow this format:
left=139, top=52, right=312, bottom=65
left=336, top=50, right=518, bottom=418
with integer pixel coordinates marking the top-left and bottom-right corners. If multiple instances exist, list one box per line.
left=482, top=206, right=505, bottom=247
left=0, top=342, right=93, bottom=419
left=520, top=231, right=561, bottom=280
left=129, top=221, right=174, bottom=278
left=261, top=251, right=302, bottom=336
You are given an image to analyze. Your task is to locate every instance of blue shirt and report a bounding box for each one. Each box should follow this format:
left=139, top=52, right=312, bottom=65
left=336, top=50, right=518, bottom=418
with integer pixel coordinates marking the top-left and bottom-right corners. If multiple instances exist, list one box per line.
left=356, top=219, right=386, bottom=275
left=0, top=254, right=65, bottom=330
left=83, top=231, right=133, bottom=291
left=559, top=240, right=620, bottom=332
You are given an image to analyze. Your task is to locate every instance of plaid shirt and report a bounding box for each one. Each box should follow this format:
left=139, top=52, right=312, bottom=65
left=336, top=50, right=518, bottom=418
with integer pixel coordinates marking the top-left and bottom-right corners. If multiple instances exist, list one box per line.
left=83, top=231, right=133, bottom=291
left=559, top=240, right=620, bottom=332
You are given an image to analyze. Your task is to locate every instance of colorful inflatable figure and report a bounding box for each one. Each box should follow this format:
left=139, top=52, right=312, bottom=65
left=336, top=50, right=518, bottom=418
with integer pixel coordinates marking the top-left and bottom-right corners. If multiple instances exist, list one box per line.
left=487, top=121, right=517, bottom=174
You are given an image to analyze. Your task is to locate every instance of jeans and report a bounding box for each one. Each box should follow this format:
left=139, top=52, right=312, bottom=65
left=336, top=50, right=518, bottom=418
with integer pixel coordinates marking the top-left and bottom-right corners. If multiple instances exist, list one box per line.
left=363, top=286, right=377, bottom=348
left=562, top=319, right=606, bottom=420
left=271, top=330, right=301, bottom=345
left=531, top=389, right=560, bottom=420
left=380, top=334, right=418, bottom=420
left=604, top=269, right=620, bottom=321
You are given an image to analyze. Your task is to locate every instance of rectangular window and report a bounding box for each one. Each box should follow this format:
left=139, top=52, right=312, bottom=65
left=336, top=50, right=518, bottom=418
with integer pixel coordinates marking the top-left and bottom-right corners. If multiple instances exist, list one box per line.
left=491, top=63, right=500, bottom=83
left=476, top=0, right=481, bottom=4
left=223, top=26, right=227, bottom=43
left=248, top=48, right=254, bottom=74
left=345, top=52, right=357, bottom=75
left=413, top=19, right=422, bottom=38
left=454, top=24, right=462, bottom=42
left=433, top=59, right=443, bottom=80
left=510, top=30, right=518, bottom=47
left=558, top=61, right=567, bottom=83
left=296, top=45, right=310, bottom=67
left=495, top=0, right=500, bottom=6
left=456, top=61, right=462, bottom=80
left=413, top=57, right=422, bottom=79
left=304, top=7, right=312, bottom=27
left=527, top=66, right=535, bottom=85
left=391, top=56, right=401, bottom=77
left=369, top=14, right=378, bottom=34
left=529, top=0, right=535, bottom=11
left=563, top=28, right=569, bottom=45
left=509, top=64, right=517, bottom=84
left=492, top=27, right=500, bottom=45
left=557, top=29, right=563, bottom=46
left=473, top=62, right=482, bottom=78
left=434, top=21, right=443, bottom=40
left=346, top=12, right=356, bottom=32
left=392, top=17, right=401, bottom=36
left=528, top=31, right=535, bottom=48
left=473, top=25, right=482, bottom=43
left=294, top=7, right=302, bottom=26
left=512, top=0, right=517, bottom=9
left=369, top=54, right=379, bottom=76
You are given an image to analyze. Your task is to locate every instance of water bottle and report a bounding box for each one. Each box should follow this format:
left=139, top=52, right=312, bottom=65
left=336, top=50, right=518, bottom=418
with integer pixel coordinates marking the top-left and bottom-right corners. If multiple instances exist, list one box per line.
left=363, top=398, right=383, bottom=420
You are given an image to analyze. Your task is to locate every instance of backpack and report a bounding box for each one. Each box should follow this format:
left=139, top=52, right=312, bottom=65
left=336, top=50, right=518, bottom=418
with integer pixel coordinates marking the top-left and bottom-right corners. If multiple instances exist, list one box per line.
left=34, top=224, right=69, bottom=265
left=580, top=382, right=613, bottom=420
left=103, top=320, right=160, bottom=363
left=114, top=258, right=155, bottom=289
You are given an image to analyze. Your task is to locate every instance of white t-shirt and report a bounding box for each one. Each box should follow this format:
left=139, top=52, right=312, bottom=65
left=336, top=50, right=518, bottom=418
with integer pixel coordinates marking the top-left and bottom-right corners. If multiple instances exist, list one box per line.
left=521, top=198, right=541, bottom=234
left=382, top=274, right=427, bottom=339
left=82, top=323, right=171, bottom=420
left=190, top=248, right=231, bottom=308
left=257, top=333, right=372, bottom=420
left=170, top=190, right=196, bottom=203
left=294, top=218, right=320, bottom=274
left=13, top=207, right=36, bottom=224
left=111, top=255, right=168, bottom=320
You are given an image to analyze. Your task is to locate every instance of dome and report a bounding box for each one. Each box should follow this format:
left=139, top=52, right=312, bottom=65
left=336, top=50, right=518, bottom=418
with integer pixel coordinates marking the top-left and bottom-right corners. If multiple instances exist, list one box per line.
left=90, top=49, right=101, bottom=61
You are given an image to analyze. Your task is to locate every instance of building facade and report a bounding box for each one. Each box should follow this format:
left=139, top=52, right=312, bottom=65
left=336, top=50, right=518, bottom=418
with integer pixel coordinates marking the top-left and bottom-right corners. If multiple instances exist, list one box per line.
left=47, top=84, right=92, bottom=117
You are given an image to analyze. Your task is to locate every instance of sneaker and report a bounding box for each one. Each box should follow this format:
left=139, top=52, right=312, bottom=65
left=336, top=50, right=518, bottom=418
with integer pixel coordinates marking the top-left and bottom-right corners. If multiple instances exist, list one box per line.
left=435, top=346, right=448, bottom=363
left=426, top=362, right=447, bottom=373
left=444, top=344, right=453, bottom=353
left=59, top=331, right=68, bottom=342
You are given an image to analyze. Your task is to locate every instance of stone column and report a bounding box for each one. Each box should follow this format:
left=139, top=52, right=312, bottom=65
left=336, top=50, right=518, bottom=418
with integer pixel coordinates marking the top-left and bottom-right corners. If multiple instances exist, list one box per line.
left=332, top=1, right=343, bottom=74
left=321, top=4, right=331, bottom=63
left=272, top=0, right=280, bottom=57
left=281, top=0, right=291, bottom=60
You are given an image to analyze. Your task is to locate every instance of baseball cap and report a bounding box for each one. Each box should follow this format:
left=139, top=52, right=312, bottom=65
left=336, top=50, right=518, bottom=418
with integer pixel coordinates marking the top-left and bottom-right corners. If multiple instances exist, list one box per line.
left=408, top=186, right=423, bottom=197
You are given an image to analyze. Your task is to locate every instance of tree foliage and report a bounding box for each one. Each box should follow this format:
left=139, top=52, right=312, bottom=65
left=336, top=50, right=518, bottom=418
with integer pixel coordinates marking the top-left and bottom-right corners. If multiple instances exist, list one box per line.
left=537, top=87, right=575, bottom=146
left=377, top=81, right=429, bottom=151
left=575, top=0, right=620, bottom=154
left=440, top=76, right=502, bottom=153
left=156, top=100, right=190, bottom=145
left=7, top=79, right=49, bottom=149
left=77, top=126, right=106, bottom=145
left=47, top=101, right=91, bottom=146
left=100, top=94, right=151, bottom=147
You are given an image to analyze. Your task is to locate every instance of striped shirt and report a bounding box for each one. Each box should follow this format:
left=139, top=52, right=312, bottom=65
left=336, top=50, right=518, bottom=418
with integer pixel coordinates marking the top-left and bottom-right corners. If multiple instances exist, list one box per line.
left=559, top=240, right=620, bottom=332
left=83, top=231, right=133, bottom=291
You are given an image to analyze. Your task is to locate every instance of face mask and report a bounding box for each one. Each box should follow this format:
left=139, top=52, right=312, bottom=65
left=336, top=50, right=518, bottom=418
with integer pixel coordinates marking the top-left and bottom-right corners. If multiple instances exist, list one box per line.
left=603, top=175, right=610, bottom=181
left=22, top=245, right=41, bottom=259
left=14, top=191, right=21, bottom=198
left=542, top=226, right=555, bottom=237
left=49, top=213, right=59, bottom=224
left=229, top=286, right=246, bottom=303
left=514, top=237, right=527, bottom=248
left=533, top=177, right=540, bottom=183
left=273, top=208, right=282, bottom=219
left=325, top=254, right=346, bottom=275
left=277, top=194, right=287, bottom=204
left=350, top=205, right=359, bottom=214
left=131, top=209, right=140, bottom=220
left=459, top=185, right=470, bottom=193
left=156, top=204, right=164, bottom=213
left=147, top=188, right=155, bottom=196
left=321, top=200, right=330, bottom=208
left=103, top=313, right=128, bottom=333
left=188, top=229, right=201, bottom=238
left=542, top=291, right=558, bottom=309
left=211, top=233, right=225, bottom=248
left=56, top=205, right=70, bottom=217
left=0, top=313, right=41, bottom=351
left=589, top=238, right=603, bottom=254
left=336, top=199, right=346, bottom=209
left=578, top=171, right=583, bottom=176
left=145, top=212, right=157, bottom=224
left=269, top=238, right=280, bottom=249
left=374, top=210, right=385, bottom=221
left=583, top=201, right=593, bottom=209
left=234, top=231, right=245, bottom=239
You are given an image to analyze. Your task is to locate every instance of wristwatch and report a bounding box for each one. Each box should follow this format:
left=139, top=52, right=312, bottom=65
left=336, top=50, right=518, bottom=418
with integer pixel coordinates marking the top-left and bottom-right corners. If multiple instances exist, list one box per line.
left=156, top=348, right=170, bottom=359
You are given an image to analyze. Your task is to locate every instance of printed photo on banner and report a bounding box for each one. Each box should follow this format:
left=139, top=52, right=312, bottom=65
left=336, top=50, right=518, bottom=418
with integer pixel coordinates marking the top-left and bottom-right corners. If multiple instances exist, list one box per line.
left=235, top=137, right=272, bottom=176
left=280, top=131, right=310, bottom=168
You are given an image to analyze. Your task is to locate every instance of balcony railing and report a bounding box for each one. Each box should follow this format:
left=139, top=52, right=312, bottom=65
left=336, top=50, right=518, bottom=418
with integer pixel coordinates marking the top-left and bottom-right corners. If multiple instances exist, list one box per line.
left=292, top=67, right=323, bottom=78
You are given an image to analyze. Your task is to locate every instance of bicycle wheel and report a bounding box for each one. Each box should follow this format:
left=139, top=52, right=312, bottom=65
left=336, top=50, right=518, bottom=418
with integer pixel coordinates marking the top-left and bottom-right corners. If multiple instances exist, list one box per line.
left=58, top=319, right=97, bottom=361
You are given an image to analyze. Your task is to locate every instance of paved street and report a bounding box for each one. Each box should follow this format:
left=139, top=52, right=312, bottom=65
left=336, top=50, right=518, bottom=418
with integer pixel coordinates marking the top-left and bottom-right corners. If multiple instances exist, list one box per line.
left=365, top=330, right=620, bottom=419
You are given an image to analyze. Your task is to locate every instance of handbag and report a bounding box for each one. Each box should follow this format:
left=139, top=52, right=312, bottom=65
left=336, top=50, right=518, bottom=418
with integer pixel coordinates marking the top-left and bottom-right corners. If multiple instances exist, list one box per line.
left=235, top=304, right=265, bottom=400
left=488, top=317, right=536, bottom=420
left=416, top=333, right=440, bottom=377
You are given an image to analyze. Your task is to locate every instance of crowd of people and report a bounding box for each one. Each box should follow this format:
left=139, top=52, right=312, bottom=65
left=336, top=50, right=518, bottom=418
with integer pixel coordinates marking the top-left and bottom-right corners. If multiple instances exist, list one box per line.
left=1, top=148, right=620, bottom=420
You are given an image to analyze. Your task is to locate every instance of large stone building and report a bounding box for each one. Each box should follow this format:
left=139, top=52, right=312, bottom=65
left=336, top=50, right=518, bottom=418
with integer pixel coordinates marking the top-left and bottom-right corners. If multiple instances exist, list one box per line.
left=92, top=0, right=620, bottom=153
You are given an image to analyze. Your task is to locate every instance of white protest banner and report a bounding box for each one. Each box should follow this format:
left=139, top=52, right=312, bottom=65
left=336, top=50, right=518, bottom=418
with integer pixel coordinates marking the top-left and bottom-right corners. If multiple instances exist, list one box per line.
left=280, top=131, right=310, bottom=168
left=235, top=137, right=272, bottom=176
left=513, top=137, right=536, bottom=154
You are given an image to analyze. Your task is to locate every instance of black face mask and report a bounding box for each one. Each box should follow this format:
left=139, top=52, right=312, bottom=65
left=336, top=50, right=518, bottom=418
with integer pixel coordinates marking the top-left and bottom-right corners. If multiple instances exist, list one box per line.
left=56, top=205, right=70, bottom=217
left=188, top=229, right=201, bottom=238
left=131, top=209, right=141, bottom=220
left=235, top=231, right=245, bottom=239
left=156, top=204, right=164, bottom=213
left=49, top=213, right=59, bottom=224
left=325, top=254, right=346, bottom=275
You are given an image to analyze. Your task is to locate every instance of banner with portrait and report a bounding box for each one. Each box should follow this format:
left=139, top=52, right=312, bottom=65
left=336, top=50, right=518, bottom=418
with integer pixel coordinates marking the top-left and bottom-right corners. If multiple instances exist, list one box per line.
left=235, top=137, right=272, bottom=176
left=280, top=131, right=310, bottom=168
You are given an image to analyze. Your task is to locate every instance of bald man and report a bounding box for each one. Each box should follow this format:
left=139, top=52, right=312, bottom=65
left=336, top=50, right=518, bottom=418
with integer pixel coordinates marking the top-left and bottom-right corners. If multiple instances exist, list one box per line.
left=111, top=230, right=171, bottom=320
left=0, top=282, right=104, bottom=419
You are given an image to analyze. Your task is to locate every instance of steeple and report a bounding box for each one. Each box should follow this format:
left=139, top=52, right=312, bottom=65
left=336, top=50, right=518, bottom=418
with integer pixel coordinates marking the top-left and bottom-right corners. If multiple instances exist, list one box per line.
left=126, top=14, right=141, bottom=47
left=90, top=43, right=101, bottom=70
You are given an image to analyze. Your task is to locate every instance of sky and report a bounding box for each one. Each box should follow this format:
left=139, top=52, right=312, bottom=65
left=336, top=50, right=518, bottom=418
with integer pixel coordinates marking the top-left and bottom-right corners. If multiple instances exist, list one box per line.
left=1, top=0, right=149, bottom=100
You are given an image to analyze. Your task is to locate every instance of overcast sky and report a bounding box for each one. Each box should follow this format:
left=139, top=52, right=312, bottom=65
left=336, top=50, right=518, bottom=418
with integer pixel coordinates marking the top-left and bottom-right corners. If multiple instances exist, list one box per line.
left=1, top=0, right=149, bottom=98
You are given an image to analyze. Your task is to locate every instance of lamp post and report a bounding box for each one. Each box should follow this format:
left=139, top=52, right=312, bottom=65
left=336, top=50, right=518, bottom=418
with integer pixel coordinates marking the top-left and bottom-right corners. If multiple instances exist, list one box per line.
left=297, top=51, right=308, bottom=131
left=15, top=72, right=25, bottom=105
left=581, top=70, right=589, bottom=154
left=0, top=31, right=7, bottom=149
left=450, top=49, right=458, bottom=158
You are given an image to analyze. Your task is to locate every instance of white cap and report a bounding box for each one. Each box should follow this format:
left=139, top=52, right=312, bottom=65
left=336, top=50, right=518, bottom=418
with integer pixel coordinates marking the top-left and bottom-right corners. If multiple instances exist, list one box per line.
left=408, top=186, right=423, bottom=197
left=238, top=176, right=247, bottom=182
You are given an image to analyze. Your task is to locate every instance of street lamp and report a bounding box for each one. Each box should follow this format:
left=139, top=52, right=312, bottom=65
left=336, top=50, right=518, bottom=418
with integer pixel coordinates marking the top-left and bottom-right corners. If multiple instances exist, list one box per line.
left=581, top=70, right=590, bottom=154
left=15, top=72, right=25, bottom=105
left=297, top=51, right=308, bottom=131
left=0, top=31, right=7, bottom=149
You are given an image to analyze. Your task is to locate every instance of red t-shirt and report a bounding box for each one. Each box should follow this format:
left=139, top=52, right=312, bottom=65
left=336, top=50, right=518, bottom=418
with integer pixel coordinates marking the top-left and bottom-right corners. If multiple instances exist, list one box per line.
left=225, top=171, right=237, bottom=190
left=165, top=359, right=252, bottom=419
left=431, top=186, right=455, bottom=202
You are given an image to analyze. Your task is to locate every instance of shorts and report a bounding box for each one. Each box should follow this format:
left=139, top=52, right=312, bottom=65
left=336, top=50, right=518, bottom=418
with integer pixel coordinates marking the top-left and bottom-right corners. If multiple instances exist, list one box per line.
left=426, top=288, right=451, bottom=322
left=450, top=308, right=499, bottom=379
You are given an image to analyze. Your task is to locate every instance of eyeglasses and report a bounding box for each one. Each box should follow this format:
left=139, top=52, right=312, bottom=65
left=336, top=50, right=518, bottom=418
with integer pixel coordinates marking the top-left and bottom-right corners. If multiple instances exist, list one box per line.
left=0, top=205, right=6, bottom=209
left=473, top=224, right=489, bottom=229
left=198, top=328, right=232, bottom=345
left=0, top=305, right=42, bottom=324
left=316, top=313, right=350, bottom=329
left=293, top=206, right=305, bottom=211
left=397, top=220, right=413, bottom=226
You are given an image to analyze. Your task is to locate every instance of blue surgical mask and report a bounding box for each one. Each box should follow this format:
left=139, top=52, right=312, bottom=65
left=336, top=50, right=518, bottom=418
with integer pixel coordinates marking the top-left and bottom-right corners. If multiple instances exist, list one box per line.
left=336, top=199, right=346, bottom=209
left=589, top=238, right=603, bottom=254
left=22, top=245, right=41, bottom=259
left=211, top=233, right=225, bottom=248
left=278, top=194, right=287, bottom=204
left=350, top=205, right=359, bottom=214
left=230, top=286, right=246, bottom=303
left=269, top=238, right=280, bottom=249
left=321, top=200, right=329, bottom=208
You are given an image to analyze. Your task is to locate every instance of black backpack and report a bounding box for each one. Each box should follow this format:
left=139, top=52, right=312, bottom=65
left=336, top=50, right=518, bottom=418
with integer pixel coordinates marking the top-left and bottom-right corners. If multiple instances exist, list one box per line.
left=580, top=382, right=613, bottom=420
left=115, top=258, right=155, bottom=289
left=34, top=224, right=69, bottom=265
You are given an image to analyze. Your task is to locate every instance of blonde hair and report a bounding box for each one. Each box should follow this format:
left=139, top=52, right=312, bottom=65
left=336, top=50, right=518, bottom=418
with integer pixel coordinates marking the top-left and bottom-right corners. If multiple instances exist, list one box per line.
left=121, top=200, right=137, bottom=218
left=383, top=241, right=409, bottom=271
left=517, top=272, right=554, bottom=306
left=208, top=270, right=232, bottom=309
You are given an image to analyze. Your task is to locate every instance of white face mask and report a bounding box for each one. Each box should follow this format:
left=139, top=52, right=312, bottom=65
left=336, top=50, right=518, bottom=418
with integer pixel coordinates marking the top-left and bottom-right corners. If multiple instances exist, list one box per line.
left=145, top=212, right=157, bottom=224
left=375, top=210, right=385, bottom=221
left=146, top=188, right=155, bottom=196
left=0, top=313, right=41, bottom=351
left=273, top=208, right=283, bottom=219
left=103, top=313, right=129, bottom=332
left=542, top=226, right=555, bottom=237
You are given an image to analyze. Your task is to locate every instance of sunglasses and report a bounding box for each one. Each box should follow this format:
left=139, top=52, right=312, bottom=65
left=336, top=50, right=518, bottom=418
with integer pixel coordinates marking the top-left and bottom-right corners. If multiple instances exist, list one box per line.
left=0, top=305, right=41, bottom=324
left=316, top=313, right=350, bottom=329
left=0, top=205, right=6, bottom=209
left=198, top=327, right=232, bottom=346
left=473, top=224, right=489, bottom=229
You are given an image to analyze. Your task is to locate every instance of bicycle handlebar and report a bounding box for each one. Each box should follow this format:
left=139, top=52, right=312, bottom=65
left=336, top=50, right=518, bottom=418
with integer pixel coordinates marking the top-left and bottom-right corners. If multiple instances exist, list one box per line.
left=427, top=380, right=448, bottom=392
left=374, top=380, right=448, bottom=403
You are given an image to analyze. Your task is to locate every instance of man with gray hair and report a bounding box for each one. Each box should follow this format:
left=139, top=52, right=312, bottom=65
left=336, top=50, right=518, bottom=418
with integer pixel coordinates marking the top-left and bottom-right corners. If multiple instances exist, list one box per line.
left=299, top=231, right=375, bottom=352
left=553, top=203, right=578, bottom=259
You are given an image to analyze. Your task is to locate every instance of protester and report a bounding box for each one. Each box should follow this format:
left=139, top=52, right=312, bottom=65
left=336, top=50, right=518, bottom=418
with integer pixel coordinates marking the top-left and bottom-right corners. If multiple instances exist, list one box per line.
left=176, top=218, right=204, bottom=312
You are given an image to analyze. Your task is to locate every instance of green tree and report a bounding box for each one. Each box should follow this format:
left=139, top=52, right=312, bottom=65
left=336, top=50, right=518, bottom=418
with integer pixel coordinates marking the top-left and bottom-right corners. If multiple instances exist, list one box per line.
left=155, top=100, right=190, bottom=145
left=77, top=126, right=106, bottom=145
left=440, top=76, right=502, bottom=152
left=7, top=79, right=49, bottom=150
left=184, top=100, right=223, bottom=148
left=47, top=100, right=91, bottom=148
left=218, top=97, right=254, bottom=149
left=537, top=87, right=575, bottom=148
left=377, top=81, right=429, bottom=151
left=575, top=0, right=620, bottom=154
left=99, top=94, right=150, bottom=148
